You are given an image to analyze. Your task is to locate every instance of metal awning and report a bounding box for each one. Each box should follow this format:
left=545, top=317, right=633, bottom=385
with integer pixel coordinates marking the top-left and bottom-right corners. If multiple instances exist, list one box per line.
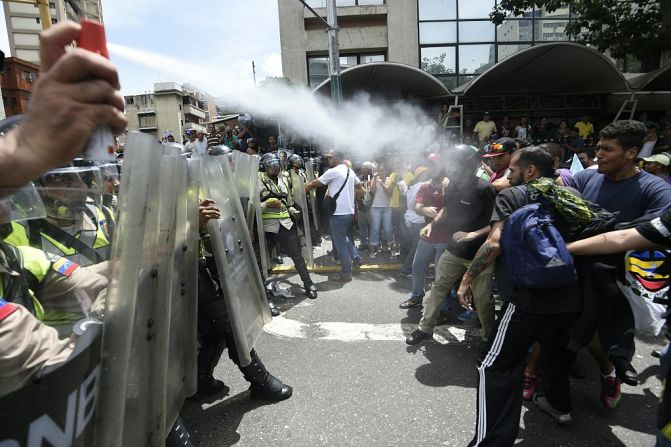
left=312, top=62, right=451, bottom=99
left=627, top=64, right=671, bottom=91
left=453, top=42, right=630, bottom=96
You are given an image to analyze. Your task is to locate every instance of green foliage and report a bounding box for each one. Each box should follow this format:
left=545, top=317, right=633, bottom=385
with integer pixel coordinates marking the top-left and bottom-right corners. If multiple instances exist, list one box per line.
left=491, top=1, right=671, bottom=64
left=420, top=53, right=455, bottom=74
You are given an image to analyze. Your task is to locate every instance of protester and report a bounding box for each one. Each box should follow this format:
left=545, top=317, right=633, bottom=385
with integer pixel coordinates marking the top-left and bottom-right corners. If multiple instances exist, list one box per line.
left=356, top=161, right=375, bottom=251
left=405, top=145, right=496, bottom=342
left=457, top=147, right=589, bottom=444
left=572, top=120, right=671, bottom=387
left=514, top=116, right=532, bottom=140
left=483, top=137, right=516, bottom=191
left=577, top=148, right=597, bottom=169
left=473, top=112, right=497, bottom=146
left=194, top=131, right=209, bottom=156
left=368, top=162, right=396, bottom=258
left=644, top=153, right=671, bottom=184
left=399, top=166, right=430, bottom=278
left=575, top=115, right=594, bottom=140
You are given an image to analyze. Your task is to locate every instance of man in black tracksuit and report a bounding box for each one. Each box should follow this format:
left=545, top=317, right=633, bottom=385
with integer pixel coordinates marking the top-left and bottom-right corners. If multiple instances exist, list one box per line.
left=457, top=147, right=583, bottom=446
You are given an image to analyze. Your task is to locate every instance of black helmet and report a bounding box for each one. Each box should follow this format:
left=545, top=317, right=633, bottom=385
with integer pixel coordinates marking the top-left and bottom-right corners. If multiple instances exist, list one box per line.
left=288, top=154, right=303, bottom=168
left=261, top=153, right=281, bottom=176
left=446, top=144, right=482, bottom=180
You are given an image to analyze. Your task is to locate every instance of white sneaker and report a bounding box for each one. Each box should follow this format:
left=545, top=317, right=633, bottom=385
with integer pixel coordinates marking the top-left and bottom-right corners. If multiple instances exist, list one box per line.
left=533, top=394, right=571, bottom=426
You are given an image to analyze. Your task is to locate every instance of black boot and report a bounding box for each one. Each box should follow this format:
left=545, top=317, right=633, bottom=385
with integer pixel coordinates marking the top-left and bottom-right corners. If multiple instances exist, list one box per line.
left=239, top=349, right=293, bottom=401
left=305, top=283, right=318, bottom=299
left=195, top=340, right=228, bottom=397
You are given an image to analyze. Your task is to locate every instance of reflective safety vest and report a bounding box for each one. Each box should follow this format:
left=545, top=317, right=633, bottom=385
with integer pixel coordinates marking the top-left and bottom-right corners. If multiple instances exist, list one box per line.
left=3, top=203, right=114, bottom=267
left=260, top=172, right=292, bottom=220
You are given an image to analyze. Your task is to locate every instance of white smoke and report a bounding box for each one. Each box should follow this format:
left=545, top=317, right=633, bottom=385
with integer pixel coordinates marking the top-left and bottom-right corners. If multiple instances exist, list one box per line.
left=109, top=43, right=441, bottom=160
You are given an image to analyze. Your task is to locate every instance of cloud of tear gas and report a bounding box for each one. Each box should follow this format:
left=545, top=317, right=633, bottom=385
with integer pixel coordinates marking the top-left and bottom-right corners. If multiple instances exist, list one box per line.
left=109, top=43, right=441, bottom=159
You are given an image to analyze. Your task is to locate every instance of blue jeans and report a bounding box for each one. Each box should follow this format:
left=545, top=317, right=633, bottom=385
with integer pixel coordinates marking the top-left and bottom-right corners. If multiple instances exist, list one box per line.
left=330, top=214, right=360, bottom=275
left=357, top=208, right=370, bottom=246
left=411, top=239, right=449, bottom=300
left=400, top=222, right=424, bottom=274
left=369, top=207, right=394, bottom=247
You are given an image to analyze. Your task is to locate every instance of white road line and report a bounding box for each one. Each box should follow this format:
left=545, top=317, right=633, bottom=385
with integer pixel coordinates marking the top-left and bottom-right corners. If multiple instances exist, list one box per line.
left=264, top=315, right=469, bottom=344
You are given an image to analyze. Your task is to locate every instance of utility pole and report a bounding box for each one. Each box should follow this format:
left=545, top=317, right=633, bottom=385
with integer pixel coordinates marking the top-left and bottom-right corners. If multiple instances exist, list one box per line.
left=325, top=0, right=341, bottom=108
left=298, top=0, right=342, bottom=108
left=252, top=60, right=257, bottom=86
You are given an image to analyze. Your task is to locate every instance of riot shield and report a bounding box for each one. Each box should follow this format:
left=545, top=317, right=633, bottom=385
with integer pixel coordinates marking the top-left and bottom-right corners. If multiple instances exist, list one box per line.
left=290, top=171, right=314, bottom=268
left=96, top=132, right=198, bottom=446
left=305, top=160, right=319, bottom=231
left=0, top=325, right=102, bottom=446
left=202, top=155, right=271, bottom=367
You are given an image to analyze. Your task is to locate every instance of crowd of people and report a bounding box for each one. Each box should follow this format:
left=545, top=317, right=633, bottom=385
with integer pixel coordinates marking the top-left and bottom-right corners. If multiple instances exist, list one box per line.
left=3, top=19, right=671, bottom=447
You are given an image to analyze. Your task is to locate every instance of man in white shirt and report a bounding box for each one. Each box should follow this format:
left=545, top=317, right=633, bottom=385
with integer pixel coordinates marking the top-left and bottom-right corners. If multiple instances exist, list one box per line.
left=305, top=150, right=363, bottom=282
left=194, top=131, right=209, bottom=156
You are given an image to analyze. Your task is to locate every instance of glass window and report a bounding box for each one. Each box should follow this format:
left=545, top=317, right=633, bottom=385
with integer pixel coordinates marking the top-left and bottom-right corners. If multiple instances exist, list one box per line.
left=458, top=20, right=495, bottom=43
left=338, top=0, right=356, bottom=5
left=357, top=0, right=385, bottom=4
left=361, top=54, right=385, bottom=63
left=458, top=44, right=495, bottom=74
left=497, top=44, right=531, bottom=61
left=535, top=19, right=569, bottom=41
left=458, top=74, right=477, bottom=87
left=496, top=19, right=532, bottom=42
left=419, top=22, right=457, bottom=44
left=305, top=0, right=325, bottom=7
left=339, top=55, right=358, bottom=69
left=536, top=5, right=570, bottom=19
left=457, top=0, right=494, bottom=19
left=308, top=56, right=329, bottom=88
left=420, top=46, right=456, bottom=74
left=418, top=0, right=456, bottom=21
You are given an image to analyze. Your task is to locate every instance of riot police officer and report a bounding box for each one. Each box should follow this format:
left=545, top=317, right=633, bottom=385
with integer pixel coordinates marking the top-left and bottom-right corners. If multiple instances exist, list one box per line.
left=259, top=154, right=318, bottom=300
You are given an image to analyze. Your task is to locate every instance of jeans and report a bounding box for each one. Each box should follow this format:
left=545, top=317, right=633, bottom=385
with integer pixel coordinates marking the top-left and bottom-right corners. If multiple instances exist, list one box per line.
left=369, top=207, right=394, bottom=247
left=400, top=222, right=424, bottom=274
left=357, top=207, right=370, bottom=246
left=410, top=239, right=448, bottom=300
left=330, top=214, right=360, bottom=275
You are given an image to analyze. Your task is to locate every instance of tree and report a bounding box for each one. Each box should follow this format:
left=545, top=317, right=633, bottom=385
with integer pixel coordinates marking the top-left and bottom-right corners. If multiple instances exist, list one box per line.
left=490, top=0, right=671, bottom=71
left=420, top=53, right=455, bottom=75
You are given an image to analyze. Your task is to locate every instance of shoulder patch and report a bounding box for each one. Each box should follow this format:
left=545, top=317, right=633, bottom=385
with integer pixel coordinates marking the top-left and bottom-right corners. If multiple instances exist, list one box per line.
left=0, top=298, right=18, bottom=321
left=51, top=257, right=79, bottom=277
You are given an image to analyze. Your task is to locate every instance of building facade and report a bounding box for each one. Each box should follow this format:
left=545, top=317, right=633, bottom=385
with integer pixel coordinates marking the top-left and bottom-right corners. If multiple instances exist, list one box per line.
left=125, top=82, right=209, bottom=140
left=3, top=0, right=104, bottom=65
left=1, top=57, right=39, bottom=117
left=278, top=0, right=605, bottom=90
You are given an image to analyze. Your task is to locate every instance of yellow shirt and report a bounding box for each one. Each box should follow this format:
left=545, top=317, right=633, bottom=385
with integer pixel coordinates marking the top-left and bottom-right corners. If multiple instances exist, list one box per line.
left=575, top=121, right=594, bottom=139
left=387, top=172, right=415, bottom=208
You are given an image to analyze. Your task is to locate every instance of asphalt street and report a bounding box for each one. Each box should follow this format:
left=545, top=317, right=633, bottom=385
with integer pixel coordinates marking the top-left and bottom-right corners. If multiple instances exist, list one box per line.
left=183, top=251, right=664, bottom=447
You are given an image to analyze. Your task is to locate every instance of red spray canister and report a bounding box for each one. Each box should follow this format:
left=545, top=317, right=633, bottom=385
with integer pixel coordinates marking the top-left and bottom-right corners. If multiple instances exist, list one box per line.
left=77, top=19, right=116, bottom=160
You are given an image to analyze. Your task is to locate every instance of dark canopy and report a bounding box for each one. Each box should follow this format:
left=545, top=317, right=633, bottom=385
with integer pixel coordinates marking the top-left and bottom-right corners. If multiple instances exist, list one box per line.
left=452, top=42, right=630, bottom=96
left=628, top=64, right=671, bottom=91
left=312, top=62, right=451, bottom=99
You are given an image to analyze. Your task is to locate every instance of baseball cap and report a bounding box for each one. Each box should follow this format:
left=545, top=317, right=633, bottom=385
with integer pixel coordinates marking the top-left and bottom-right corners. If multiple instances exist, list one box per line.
left=482, top=137, right=516, bottom=158
left=323, top=149, right=346, bottom=159
left=644, top=153, right=670, bottom=166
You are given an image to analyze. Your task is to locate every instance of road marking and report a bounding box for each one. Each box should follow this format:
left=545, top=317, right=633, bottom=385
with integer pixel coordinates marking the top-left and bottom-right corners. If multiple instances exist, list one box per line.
left=264, top=315, right=469, bottom=344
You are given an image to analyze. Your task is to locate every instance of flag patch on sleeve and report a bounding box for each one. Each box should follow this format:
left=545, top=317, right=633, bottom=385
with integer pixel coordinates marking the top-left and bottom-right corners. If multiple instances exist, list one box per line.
left=51, top=257, right=79, bottom=277
left=0, top=298, right=18, bottom=321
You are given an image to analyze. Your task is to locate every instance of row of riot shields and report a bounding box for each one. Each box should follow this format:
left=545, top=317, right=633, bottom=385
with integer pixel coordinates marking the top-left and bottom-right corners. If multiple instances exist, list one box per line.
left=96, top=132, right=201, bottom=446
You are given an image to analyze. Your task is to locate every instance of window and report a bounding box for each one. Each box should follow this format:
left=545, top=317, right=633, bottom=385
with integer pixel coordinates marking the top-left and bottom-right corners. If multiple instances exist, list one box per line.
left=418, top=1, right=578, bottom=86
left=418, top=0, right=456, bottom=20
left=49, top=2, right=55, bottom=8
left=457, top=0, right=494, bottom=19
left=458, top=44, right=495, bottom=74
left=35, top=18, right=40, bottom=24
left=307, top=53, right=386, bottom=87
left=458, top=20, right=495, bottom=43
left=305, top=0, right=383, bottom=6
left=420, top=47, right=456, bottom=74
left=420, top=22, right=457, bottom=44
left=51, top=18, right=57, bottom=24
left=125, top=97, right=134, bottom=106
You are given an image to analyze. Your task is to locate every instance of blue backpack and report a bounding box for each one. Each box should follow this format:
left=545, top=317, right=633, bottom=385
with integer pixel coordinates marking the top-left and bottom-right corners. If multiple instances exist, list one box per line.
left=501, top=201, right=577, bottom=289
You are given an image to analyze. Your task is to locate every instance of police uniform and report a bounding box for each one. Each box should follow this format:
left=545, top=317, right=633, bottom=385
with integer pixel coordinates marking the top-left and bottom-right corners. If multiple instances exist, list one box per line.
left=4, top=203, right=115, bottom=267
left=258, top=171, right=315, bottom=294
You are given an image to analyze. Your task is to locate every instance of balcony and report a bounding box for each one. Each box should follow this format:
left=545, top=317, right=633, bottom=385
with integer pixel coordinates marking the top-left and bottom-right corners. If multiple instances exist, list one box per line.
left=183, top=104, right=206, bottom=120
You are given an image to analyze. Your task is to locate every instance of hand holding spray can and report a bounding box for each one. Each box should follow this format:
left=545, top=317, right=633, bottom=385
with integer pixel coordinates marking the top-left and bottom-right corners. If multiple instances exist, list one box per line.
left=77, top=20, right=116, bottom=160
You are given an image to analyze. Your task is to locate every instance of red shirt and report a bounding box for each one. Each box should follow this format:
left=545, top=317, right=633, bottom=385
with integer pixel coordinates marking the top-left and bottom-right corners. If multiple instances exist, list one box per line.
left=415, top=181, right=450, bottom=243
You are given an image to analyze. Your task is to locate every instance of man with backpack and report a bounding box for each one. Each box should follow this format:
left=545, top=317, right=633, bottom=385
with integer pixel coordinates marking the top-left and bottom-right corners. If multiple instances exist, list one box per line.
left=456, top=147, right=591, bottom=446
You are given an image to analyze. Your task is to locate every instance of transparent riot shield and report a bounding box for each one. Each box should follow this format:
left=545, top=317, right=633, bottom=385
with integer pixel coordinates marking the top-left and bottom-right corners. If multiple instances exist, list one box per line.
left=290, top=171, right=314, bottom=268
left=202, top=155, right=271, bottom=367
left=305, top=160, right=319, bottom=231
left=96, top=132, right=197, bottom=446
